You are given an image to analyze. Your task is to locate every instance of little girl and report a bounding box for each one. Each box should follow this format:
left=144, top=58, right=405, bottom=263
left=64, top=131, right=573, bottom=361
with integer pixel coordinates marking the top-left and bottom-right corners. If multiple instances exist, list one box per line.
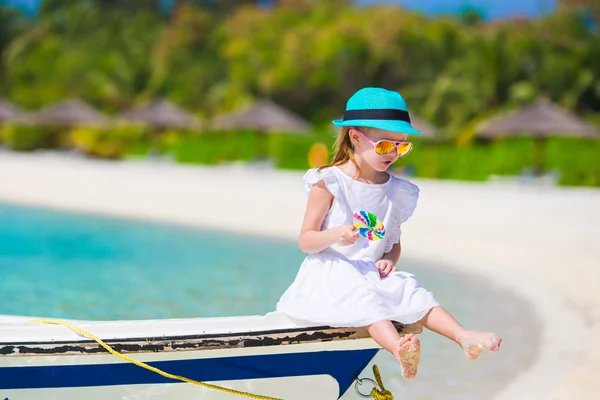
left=276, top=87, right=501, bottom=379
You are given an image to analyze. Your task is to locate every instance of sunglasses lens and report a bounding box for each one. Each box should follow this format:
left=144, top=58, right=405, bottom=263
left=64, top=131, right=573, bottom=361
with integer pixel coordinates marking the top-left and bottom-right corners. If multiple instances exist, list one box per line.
left=375, top=141, right=396, bottom=155
left=397, top=142, right=412, bottom=157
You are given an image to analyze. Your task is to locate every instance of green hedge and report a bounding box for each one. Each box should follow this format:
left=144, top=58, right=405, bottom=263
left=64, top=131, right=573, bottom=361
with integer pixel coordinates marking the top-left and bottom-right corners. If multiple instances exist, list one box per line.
left=173, top=133, right=599, bottom=186
left=545, top=138, right=600, bottom=186
left=396, top=137, right=600, bottom=186
left=269, top=133, right=334, bottom=170
left=0, top=123, right=64, bottom=151
left=399, top=138, right=536, bottom=181
left=69, top=124, right=149, bottom=159
left=173, top=130, right=336, bottom=167
left=173, top=131, right=258, bottom=165
left=2, top=123, right=598, bottom=187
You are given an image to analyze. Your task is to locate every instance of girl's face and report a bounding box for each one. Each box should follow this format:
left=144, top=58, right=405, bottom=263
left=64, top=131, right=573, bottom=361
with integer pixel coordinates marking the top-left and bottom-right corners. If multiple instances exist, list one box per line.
left=349, top=127, right=410, bottom=172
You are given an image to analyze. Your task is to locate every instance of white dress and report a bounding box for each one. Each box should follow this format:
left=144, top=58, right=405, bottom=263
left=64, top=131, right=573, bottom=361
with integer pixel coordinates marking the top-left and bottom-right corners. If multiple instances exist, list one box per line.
left=276, top=166, right=439, bottom=328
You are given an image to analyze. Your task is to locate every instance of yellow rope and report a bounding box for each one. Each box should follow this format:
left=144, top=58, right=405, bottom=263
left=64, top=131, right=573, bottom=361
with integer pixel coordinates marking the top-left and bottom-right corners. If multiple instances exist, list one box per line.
left=370, top=365, right=394, bottom=400
left=29, top=319, right=281, bottom=400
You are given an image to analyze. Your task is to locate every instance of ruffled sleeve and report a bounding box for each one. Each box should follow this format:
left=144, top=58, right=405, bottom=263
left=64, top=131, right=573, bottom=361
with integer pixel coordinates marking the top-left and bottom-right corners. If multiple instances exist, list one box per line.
left=303, top=167, right=340, bottom=197
left=384, top=178, right=420, bottom=253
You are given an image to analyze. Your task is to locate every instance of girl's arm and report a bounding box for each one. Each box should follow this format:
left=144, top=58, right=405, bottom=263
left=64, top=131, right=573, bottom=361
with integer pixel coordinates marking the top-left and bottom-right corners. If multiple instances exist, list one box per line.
left=381, top=242, right=401, bottom=265
left=298, top=180, right=357, bottom=253
left=375, top=242, right=401, bottom=278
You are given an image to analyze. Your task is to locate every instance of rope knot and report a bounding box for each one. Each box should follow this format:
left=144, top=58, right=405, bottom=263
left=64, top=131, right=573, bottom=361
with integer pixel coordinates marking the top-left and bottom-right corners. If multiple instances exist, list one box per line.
left=354, top=364, right=394, bottom=399
left=370, top=388, right=394, bottom=400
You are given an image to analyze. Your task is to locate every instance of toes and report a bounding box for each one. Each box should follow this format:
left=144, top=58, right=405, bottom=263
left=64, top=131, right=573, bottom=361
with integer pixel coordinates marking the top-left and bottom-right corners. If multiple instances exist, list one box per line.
left=396, top=335, right=411, bottom=349
left=460, top=332, right=501, bottom=359
left=485, top=333, right=501, bottom=351
left=490, top=336, right=502, bottom=352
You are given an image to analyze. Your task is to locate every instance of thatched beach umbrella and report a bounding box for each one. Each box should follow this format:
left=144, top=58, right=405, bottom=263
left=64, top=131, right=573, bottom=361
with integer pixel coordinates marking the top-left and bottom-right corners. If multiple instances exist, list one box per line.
left=212, top=99, right=311, bottom=134
left=477, top=98, right=597, bottom=173
left=19, top=99, right=110, bottom=126
left=479, top=98, right=597, bottom=139
left=120, top=99, right=199, bottom=130
left=411, top=115, right=440, bottom=141
left=0, top=99, right=23, bottom=123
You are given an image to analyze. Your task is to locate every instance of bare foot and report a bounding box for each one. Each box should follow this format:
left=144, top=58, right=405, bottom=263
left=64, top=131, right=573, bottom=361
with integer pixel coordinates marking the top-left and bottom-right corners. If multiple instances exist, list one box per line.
left=394, top=334, right=421, bottom=379
left=457, top=331, right=502, bottom=360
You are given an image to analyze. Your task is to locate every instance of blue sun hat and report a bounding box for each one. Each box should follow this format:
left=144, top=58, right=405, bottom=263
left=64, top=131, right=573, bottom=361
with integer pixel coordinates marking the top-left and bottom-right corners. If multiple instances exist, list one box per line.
left=332, top=87, right=422, bottom=135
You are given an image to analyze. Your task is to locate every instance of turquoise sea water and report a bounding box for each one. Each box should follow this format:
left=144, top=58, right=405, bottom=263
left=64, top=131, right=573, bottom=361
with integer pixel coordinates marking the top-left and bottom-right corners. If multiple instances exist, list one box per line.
left=0, top=203, right=305, bottom=320
left=0, top=203, right=540, bottom=400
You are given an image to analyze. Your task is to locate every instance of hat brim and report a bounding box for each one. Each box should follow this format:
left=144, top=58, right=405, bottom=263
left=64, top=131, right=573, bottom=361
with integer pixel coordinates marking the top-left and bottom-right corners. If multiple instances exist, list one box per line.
left=332, top=119, right=422, bottom=135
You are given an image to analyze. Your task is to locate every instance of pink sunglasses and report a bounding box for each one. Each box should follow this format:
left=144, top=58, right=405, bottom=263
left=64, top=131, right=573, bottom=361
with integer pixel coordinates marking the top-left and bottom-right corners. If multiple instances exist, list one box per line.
left=352, top=127, right=413, bottom=157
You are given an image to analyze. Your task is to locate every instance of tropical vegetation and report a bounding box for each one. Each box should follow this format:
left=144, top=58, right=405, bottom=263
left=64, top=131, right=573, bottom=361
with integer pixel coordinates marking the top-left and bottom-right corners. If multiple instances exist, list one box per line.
left=0, top=0, right=599, bottom=185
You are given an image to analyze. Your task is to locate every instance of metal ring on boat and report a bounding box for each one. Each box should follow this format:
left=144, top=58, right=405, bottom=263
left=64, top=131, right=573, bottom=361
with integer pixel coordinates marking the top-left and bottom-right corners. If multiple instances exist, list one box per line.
left=354, top=377, right=379, bottom=398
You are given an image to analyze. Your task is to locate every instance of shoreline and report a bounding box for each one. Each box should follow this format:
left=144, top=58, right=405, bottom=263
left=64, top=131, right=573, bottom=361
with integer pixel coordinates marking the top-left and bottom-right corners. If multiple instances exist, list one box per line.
left=1, top=152, right=599, bottom=399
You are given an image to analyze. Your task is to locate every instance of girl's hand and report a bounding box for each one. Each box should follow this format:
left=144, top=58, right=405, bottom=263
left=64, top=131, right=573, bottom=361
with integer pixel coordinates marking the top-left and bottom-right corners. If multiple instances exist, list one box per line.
left=375, top=259, right=397, bottom=278
left=334, top=224, right=359, bottom=246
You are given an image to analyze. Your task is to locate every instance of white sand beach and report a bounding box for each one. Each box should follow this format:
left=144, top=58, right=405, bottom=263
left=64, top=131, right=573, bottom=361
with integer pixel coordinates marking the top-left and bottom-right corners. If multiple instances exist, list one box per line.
left=0, top=151, right=599, bottom=400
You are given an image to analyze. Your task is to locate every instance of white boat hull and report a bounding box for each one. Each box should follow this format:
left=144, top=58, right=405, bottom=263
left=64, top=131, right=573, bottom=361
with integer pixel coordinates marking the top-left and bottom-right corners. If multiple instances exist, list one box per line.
left=0, top=313, right=421, bottom=399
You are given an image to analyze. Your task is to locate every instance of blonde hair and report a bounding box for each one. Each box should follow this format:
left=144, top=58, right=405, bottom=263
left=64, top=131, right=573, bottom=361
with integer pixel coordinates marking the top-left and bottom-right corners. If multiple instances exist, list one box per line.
left=318, top=126, right=371, bottom=172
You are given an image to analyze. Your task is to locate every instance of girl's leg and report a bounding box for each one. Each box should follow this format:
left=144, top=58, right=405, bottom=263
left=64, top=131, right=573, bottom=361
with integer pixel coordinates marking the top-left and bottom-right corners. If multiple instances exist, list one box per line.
left=368, top=320, right=421, bottom=379
left=419, top=306, right=502, bottom=359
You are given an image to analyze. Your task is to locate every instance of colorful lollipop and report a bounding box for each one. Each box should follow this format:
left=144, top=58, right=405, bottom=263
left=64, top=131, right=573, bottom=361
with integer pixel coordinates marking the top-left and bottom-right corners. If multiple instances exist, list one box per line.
left=353, top=211, right=386, bottom=241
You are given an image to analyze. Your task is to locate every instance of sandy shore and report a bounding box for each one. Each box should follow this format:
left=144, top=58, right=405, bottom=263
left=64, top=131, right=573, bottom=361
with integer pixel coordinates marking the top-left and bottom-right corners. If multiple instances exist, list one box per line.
left=1, top=151, right=599, bottom=400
